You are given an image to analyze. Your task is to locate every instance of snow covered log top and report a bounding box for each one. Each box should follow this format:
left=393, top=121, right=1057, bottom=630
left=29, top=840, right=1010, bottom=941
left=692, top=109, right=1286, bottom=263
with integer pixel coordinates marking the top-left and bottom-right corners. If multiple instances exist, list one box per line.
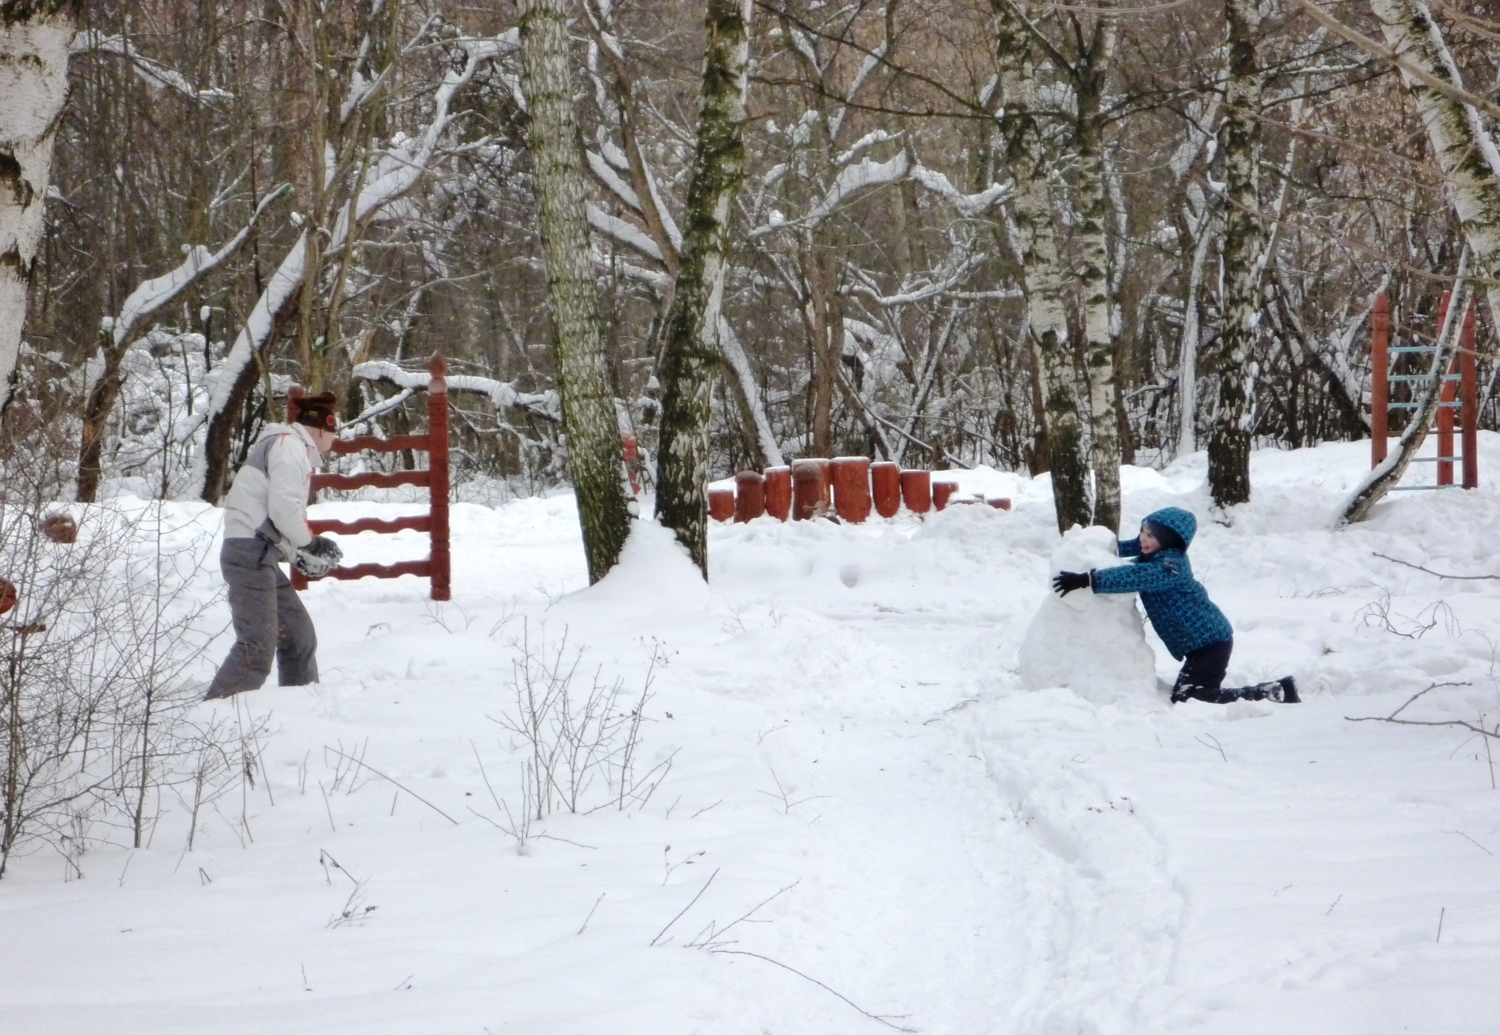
left=1019, top=525, right=1157, bottom=703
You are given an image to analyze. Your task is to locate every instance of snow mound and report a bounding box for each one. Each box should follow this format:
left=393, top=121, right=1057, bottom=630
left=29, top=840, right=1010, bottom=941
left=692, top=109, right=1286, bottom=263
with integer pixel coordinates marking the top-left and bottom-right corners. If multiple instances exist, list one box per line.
left=548, top=517, right=711, bottom=635
left=1019, top=525, right=1156, bottom=702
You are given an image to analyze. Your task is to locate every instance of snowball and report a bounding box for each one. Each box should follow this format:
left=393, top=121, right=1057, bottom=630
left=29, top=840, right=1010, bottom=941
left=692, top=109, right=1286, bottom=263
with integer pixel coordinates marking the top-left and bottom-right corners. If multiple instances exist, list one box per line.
left=1019, top=525, right=1157, bottom=703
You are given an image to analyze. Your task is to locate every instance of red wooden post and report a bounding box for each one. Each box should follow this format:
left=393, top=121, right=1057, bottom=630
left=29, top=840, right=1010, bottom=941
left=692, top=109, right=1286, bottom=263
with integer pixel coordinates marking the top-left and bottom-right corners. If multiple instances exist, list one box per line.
left=932, top=480, right=957, bottom=510
left=830, top=457, right=871, bottom=522
left=1371, top=292, right=1389, bottom=467
left=792, top=460, right=825, bottom=520
left=1438, top=292, right=1455, bottom=485
left=708, top=486, right=736, bottom=522
left=764, top=466, right=792, bottom=521
left=987, top=498, right=1012, bottom=511
left=870, top=461, right=900, bottom=518
left=734, top=470, right=765, bottom=522
left=428, top=357, right=451, bottom=600
left=900, top=469, right=931, bottom=513
left=1462, top=300, right=1479, bottom=489
left=621, top=431, right=641, bottom=496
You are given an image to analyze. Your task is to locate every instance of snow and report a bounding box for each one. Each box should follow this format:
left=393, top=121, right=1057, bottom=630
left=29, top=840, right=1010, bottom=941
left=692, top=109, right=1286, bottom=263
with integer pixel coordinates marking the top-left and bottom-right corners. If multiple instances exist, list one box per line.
left=7, top=439, right=1500, bottom=1032
left=1019, top=525, right=1157, bottom=701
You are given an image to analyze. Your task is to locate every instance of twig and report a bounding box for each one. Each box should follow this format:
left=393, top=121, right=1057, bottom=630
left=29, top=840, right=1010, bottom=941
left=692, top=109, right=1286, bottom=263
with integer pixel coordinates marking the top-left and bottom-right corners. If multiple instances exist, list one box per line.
left=1386, top=681, right=1471, bottom=720
left=1374, top=552, right=1500, bottom=581
left=690, top=799, right=723, bottom=819
left=319, top=781, right=337, bottom=833
left=326, top=746, right=458, bottom=825
left=708, top=949, right=916, bottom=1033
left=1346, top=715, right=1499, bottom=738
left=1326, top=894, right=1342, bottom=915
left=1195, top=733, right=1228, bottom=761
left=1449, top=830, right=1494, bottom=856
left=650, top=867, right=719, bottom=947
left=577, top=892, right=606, bottom=935
left=686, top=880, right=800, bottom=948
left=1437, top=907, right=1446, bottom=943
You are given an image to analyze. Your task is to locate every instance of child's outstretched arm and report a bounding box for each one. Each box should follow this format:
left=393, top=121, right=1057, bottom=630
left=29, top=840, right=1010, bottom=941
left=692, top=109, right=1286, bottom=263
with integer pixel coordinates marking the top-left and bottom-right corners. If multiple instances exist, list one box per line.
left=1091, top=555, right=1192, bottom=595
left=1117, top=537, right=1142, bottom=558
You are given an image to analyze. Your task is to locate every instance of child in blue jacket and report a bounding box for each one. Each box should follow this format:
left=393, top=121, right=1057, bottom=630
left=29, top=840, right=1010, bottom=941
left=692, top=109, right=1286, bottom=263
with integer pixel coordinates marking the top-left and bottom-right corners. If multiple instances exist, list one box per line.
left=1051, top=507, right=1299, bottom=704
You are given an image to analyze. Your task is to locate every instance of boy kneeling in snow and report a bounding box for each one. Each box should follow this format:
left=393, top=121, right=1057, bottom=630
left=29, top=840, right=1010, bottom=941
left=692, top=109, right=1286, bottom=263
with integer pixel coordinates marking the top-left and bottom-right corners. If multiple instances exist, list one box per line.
left=1051, top=507, right=1299, bottom=705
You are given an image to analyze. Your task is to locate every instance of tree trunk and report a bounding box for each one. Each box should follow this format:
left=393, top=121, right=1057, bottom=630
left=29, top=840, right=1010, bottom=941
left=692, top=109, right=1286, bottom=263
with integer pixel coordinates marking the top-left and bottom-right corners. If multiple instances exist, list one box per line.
left=1073, top=6, right=1121, bottom=533
left=518, top=0, right=631, bottom=583
left=993, top=0, right=1090, bottom=532
left=655, top=0, right=753, bottom=576
left=0, top=1, right=81, bottom=416
left=1208, top=0, right=1265, bottom=509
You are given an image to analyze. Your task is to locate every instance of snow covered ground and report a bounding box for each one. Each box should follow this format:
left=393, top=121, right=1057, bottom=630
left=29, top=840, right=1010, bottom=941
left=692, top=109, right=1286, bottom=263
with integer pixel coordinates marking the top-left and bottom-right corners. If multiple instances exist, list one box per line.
left=5, top=438, right=1500, bottom=1034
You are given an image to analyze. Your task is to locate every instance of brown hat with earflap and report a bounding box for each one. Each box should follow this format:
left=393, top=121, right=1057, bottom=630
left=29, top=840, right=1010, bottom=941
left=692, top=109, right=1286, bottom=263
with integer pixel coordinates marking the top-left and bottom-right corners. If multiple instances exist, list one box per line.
left=294, top=391, right=338, bottom=431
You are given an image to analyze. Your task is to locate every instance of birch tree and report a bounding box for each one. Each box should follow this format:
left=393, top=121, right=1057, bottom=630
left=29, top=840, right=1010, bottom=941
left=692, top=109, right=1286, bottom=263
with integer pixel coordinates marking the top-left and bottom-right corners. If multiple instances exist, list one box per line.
left=517, top=0, right=632, bottom=582
left=0, top=0, right=82, bottom=415
left=655, top=0, right=754, bottom=576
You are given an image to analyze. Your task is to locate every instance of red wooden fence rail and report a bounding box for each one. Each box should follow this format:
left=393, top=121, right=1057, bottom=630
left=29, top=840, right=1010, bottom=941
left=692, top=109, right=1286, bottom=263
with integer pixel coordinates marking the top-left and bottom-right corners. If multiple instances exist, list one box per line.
left=289, top=356, right=452, bottom=600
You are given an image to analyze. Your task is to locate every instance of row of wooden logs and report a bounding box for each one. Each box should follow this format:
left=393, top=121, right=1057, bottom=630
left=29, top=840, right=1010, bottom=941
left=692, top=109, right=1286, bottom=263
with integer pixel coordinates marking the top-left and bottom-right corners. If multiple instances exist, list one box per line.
left=710, top=457, right=1011, bottom=524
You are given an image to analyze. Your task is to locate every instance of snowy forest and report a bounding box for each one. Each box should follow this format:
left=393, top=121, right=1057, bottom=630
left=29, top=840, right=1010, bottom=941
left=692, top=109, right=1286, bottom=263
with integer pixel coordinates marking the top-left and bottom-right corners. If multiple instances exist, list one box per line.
left=3, top=0, right=1497, bottom=528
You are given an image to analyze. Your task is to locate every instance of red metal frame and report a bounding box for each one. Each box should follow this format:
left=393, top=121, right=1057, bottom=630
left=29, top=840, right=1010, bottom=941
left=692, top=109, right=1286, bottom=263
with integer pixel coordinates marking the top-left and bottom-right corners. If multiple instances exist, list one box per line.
left=1370, top=291, right=1480, bottom=489
left=289, top=356, right=452, bottom=600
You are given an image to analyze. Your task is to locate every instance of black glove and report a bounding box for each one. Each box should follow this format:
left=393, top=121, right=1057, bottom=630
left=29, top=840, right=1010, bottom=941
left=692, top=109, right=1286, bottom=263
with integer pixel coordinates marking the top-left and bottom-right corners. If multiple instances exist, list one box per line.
left=1051, top=570, right=1091, bottom=596
left=293, top=535, right=343, bottom=579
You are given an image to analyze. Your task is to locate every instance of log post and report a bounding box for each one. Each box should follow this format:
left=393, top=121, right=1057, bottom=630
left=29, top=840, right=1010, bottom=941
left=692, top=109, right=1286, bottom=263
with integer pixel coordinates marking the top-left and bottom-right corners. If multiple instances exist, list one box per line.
left=428, top=357, right=452, bottom=600
left=708, top=486, right=736, bottom=522
left=900, top=469, right=931, bottom=514
left=734, top=470, right=765, bottom=522
left=933, top=480, right=957, bottom=511
left=792, top=460, right=825, bottom=520
left=987, top=498, right=1012, bottom=511
left=764, top=466, right=791, bottom=521
left=870, top=461, right=900, bottom=518
left=830, top=456, right=871, bottom=523
left=1371, top=292, right=1389, bottom=467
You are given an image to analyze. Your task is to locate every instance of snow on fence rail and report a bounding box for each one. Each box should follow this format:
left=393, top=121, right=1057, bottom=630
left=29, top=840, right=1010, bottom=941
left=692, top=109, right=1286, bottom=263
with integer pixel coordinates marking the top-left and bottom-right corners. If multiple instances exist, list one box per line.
left=710, top=458, right=1010, bottom=524
left=289, top=357, right=452, bottom=600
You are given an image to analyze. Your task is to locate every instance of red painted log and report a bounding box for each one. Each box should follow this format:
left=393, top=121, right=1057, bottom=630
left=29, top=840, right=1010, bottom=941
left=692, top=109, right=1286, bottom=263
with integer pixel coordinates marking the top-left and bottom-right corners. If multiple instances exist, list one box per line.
left=306, top=560, right=432, bottom=583
left=327, top=433, right=429, bottom=455
left=1462, top=301, right=1479, bottom=489
left=764, top=466, right=792, bottom=521
left=734, top=471, right=766, bottom=522
left=900, top=469, right=931, bottom=514
left=987, top=498, right=1012, bottom=511
left=792, top=460, right=825, bottom=520
left=933, top=480, right=957, bottom=511
left=830, top=456, right=871, bottom=523
left=0, top=578, right=15, bottom=615
left=870, top=461, right=900, bottom=518
left=708, top=487, right=736, bottom=522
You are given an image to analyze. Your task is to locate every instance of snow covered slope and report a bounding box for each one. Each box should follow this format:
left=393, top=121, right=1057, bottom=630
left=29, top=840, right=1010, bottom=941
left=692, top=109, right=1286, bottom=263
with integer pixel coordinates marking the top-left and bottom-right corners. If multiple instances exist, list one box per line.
left=3, top=439, right=1500, bottom=1033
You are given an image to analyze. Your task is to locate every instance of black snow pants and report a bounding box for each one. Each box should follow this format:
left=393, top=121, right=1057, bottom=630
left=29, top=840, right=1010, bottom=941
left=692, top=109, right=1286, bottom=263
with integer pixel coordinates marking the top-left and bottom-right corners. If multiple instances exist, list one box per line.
left=1170, top=639, right=1286, bottom=704
left=206, top=538, right=319, bottom=698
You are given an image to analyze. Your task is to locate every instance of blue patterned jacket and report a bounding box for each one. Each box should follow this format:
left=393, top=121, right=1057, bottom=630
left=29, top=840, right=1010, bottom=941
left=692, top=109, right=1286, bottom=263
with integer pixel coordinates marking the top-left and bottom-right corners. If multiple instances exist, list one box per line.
left=1089, top=507, right=1233, bottom=659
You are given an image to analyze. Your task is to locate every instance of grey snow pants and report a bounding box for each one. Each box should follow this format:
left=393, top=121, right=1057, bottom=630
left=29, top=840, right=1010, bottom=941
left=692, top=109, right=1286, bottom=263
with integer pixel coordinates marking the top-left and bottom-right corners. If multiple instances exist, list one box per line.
left=206, top=537, right=318, bottom=698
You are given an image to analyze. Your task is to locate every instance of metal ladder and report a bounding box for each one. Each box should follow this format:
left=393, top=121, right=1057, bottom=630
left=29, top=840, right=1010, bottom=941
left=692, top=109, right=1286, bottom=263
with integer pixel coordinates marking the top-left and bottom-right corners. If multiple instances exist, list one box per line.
left=1370, top=291, right=1478, bottom=490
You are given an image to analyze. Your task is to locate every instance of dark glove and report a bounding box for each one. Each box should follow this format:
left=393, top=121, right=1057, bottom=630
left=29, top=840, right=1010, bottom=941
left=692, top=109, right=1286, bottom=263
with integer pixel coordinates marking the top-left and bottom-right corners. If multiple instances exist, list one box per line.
left=1051, top=570, right=1091, bottom=597
left=293, top=535, right=343, bottom=579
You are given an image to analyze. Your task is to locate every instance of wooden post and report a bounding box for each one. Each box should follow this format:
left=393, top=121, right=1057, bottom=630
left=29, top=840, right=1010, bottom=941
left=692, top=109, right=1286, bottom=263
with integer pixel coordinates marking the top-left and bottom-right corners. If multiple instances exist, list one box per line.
left=1371, top=292, right=1389, bottom=467
left=792, top=460, right=824, bottom=520
left=764, top=466, right=792, bottom=521
left=899, top=469, right=931, bottom=514
left=870, top=461, right=900, bottom=518
left=933, top=480, right=957, bottom=511
left=1462, top=300, right=1479, bottom=489
left=830, top=457, right=871, bottom=522
left=621, top=431, right=641, bottom=496
left=987, top=498, right=1012, bottom=511
left=1438, top=292, right=1455, bottom=486
left=428, top=357, right=452, bottom=600
left=708, top=487, right=736, bottom=522
left=734, top=470, right=765, bottom=522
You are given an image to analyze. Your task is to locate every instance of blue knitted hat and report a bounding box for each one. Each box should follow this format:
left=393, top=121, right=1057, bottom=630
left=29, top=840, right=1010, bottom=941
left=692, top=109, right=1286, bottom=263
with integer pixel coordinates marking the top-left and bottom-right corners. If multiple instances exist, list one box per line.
left=1143, top=506, right=1196, bottom=550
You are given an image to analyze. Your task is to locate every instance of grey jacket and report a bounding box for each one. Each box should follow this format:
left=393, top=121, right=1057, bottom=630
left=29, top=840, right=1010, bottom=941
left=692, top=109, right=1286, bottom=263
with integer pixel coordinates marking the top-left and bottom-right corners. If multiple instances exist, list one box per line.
left=222, top=423, right=321, bottom=559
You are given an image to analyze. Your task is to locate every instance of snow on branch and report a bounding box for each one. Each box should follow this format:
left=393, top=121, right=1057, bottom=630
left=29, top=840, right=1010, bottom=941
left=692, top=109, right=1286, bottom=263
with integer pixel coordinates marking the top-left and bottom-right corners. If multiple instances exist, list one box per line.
left=353, top=361, right=561, bottom=422
left=908, top=165, right=1011, bottom=217
left=71, top=30, right=232, bottom=101
left=753, top=152, right=909, bottom=237
left=110, top=184, right=290, bottom=350
left=586, top=202, right=664, bottom=262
